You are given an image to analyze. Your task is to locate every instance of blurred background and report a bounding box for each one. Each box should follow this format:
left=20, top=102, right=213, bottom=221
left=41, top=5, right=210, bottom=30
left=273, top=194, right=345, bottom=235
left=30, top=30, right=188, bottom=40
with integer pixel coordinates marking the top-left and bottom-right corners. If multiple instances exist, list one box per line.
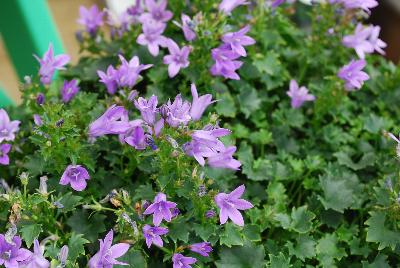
left=0, top=0, right=399, bottom=104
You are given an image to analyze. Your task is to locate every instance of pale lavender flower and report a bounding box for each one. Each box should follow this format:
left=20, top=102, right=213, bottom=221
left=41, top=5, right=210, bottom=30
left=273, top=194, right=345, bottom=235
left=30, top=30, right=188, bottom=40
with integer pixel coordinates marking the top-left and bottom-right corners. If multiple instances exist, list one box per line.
left=189, top=242, right=212, bottom=257
left=337, top=59, right=369, bottom=91
left=88, top=230, right=130, bottom=268
left=0, top=144, right=11, bottom=166
left=117, top=55, right=153, bottom=88
left=222, top=25, right=255, bottom=57
left=215, top=185, right=253, bottom=226
left=137, top=19, right=168, bottom=56
left=190, top=84, right=215, bottom=121
left=58, top=246, right=68, bottom=267
left=0, top=234, right=31, bottom=268
left=181, top=14, right=196, bottom=41
left=210, top=45, right=242, bottom=80
left=341, top=0, right=378, bottom=13
left=165, top=94, right=192, bottom=127
left=106, top=10, right=134, bottom=37
left=97, top=65, right=119, bottom=94
left=61, top=79, right=79, bottom=103
left=287, top=80, right=315, bottom=108
left=88, top=105, right=131, bottom=137
left=172, top=254, right=197, bottom=268
left=369, top=25, right=387, bottom=55
left=142, top=225, right=169, bottom=248
left=0, top=109, right=20, bottom=142
left=125, top=125, right=147, bottom=150
left=128, top=0, right=144, bottom=18
left=33, top=43, right=70, bottom=85
left=77, top=5, right=104, bottom=35
left=143, top=193, right=177, bottom=226
left=59, top=165, right=90, bottom=191
left=22, top=239, right=50, bottom=268
left=134, top=95, right=158, bottom=125
left=33, top=114, right=43, bottom=127
left=141, top=0, right=173, bottom=23
left=207, top=146, right=241, bottom=170
left=163, top=39, right=191, bottom=78
left=219, top=0, right=248, bottom=14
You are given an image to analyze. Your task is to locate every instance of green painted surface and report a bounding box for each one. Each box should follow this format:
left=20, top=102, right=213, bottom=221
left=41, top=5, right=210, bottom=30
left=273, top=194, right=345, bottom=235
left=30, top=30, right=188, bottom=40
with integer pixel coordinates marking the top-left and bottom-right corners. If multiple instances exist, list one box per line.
left=0, top=87, right=14, bottom=108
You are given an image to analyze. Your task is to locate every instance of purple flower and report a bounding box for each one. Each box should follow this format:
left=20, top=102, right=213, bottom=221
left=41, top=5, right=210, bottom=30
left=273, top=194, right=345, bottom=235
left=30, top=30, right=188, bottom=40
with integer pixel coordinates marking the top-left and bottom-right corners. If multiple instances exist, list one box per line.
left=0, top=234, right=31, bottom=268
left=97, top=65, right=119, bottom=95
left=0, top=144, right=11, bottom=166
left=222, top=25, right=255, bottom=57
left=117, top=55, right=153, bottom=88
left=0, top=109, right=20, bottom=143
left=286, top=80, right=315, bottom=108
left=215, top=185, right=253, bottom=226
left=143, top=193, right=177, bottom=226
left=207, top=146, right=242, bottom=170
left=189, top=242, right=212, bottom=257
left=337, top=59, right=369, bottom=91
left=141, top=0, right=173, bottom=23
left=58, top=246, right=68, bottom=266
left=134, top=95, right=158, bottom=125
left=163, top=39, right=191, bottom=78
left=172, top=254, right=197, bottom=268
left=205, top=210, right=216, bottom=218
left=22, top=239, right=50, bottom=268
left=88, top=105, right=131, bottom=137
left=219, top=0, right=248, bottom=14
left=36, top=93, right=45, bottom=105
left=137, top=18, right=168, bottom=56
left=184, top=127, right=231, bottom=166
left=210, top=45, right=243, bottom=80
left=181, top=14, right=196, bottom=41
left=106, top=10, right=134, bottom=37
left=190, top=84, right=215, bottom=121
left=77, top=5, right=104, bottom=35
left=127, top=0, right=144, bottom=18
left=61, top=79, right=80, bottom=103
left=142, top=225, right=169, bottom=248
left=165, top=94, right=191, bottom=128
left=33, top=114, right=43, bottom=126
left=341, top=0, right=378, bottom=13
left=369, top=25, right=387, bottom=55
left=59, top=165, right=90, bottom=191
left=88, top=230, right=130, bottom=268
left=125, top=125, right=147, bottom=150
left=33, top=43, right=70, bottom=85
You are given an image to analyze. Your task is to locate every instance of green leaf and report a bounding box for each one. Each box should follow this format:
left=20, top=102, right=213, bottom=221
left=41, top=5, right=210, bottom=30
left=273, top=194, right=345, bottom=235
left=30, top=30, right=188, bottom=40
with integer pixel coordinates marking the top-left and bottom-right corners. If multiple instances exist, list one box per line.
left=216, top=93, right=237, bottom=118
left=219, top=223, right=243, bottom=247
left=58, top=192, right=83, bottom=212
left=193, top=223, right=217, bottom=241
left=116, top=249, right=147, bottom=267
left=268, top=253, right=291, bottom=268
left=334, top=152, right=375, bottom=171
left=237, top=87, right=261, bottom=119
left=363, top=114, right=387, bottom=134
left=287, top=235, right=316, bottom=261
left=216, top=243, right=265, bottom=268
left=290, top=206, right=315, bottom=233
left=316, top=234, right=347, bottom=267
left=243, top=224, right=261, bottom=242
left=365, top=211, right=400, bottom=250
left=66, top=211, right=106, bottom=242
left=20, top=224, right=42, bottom=248
left=168, top=219, right=190, bottom=243
left=361, top=254, right=391, bottom=268
left=318, top=173, right=354, bottom=213
left=67, top=233, right=89, bottom=263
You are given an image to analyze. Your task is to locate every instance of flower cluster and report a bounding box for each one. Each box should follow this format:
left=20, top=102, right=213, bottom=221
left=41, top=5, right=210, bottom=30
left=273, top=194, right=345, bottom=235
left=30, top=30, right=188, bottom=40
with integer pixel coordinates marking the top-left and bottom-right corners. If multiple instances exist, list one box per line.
left=0, top=109, right=20, bottom=166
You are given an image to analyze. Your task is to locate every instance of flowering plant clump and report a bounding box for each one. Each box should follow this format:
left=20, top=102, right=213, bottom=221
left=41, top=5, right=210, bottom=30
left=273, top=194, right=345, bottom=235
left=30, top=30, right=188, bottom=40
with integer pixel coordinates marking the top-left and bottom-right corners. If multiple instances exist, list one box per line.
left=2, top=0, right=400, bottom=267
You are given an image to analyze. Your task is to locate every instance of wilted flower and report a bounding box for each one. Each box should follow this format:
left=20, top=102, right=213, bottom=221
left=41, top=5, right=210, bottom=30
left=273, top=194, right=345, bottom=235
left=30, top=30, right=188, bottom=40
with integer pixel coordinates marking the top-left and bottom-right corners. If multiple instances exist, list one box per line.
left=143, top=193, right=177, bottom=226
left=22, top=239, right=50, bottom=268
left=0, top=109, right=20, bottom=143
left=59, top=165, right=90, bottom=191
left=142, top=225, right=169, bottom=248
left=88, top=105, right=131, bottom=137
left=58, top=245, right=68, bottom=267
left=88, top=230, right=130, bottom=268
left=172, top=253, right=197, bottom=268
left=0, top=144, right=11, bottom=166
left=97, top=65, right=119, bottom=95
left=165, top=94, right=191, bottom=127
left=61, top=79, right=79, bottom=103
left=219, top=0, right=248, bottom=14
left=222, top=25, right=255, bottom=57
left=337, top=59, right=369, bottom=91
left=38, top=176, right=48, bottom=195
left=33, top=43, right=70, bottom=85
left=189, top=242, right=213, bottom=257
left=215, top=185, right=253, bottom=226
left=33, top=114, right=43, bottom=127
left=190, top=84, right=215, bottom=121
left=0, top=234, right=31, bottom=268
left=286, top=80, right=315, bottom=108
left=163, top=39, right=191, bottom=78
left=77, top=5, right=104, bottom=35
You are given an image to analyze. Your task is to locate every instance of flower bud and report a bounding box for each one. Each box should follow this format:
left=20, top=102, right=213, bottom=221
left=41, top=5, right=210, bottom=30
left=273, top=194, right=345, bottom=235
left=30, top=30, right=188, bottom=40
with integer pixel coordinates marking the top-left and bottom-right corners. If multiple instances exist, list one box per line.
left=36, top=93, right=45, bottom=105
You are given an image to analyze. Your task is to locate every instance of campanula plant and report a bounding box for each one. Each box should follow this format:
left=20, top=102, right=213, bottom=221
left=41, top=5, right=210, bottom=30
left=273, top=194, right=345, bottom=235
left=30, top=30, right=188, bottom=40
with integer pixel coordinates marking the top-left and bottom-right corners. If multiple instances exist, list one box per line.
left=1, top=0, right=400, bottom=267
